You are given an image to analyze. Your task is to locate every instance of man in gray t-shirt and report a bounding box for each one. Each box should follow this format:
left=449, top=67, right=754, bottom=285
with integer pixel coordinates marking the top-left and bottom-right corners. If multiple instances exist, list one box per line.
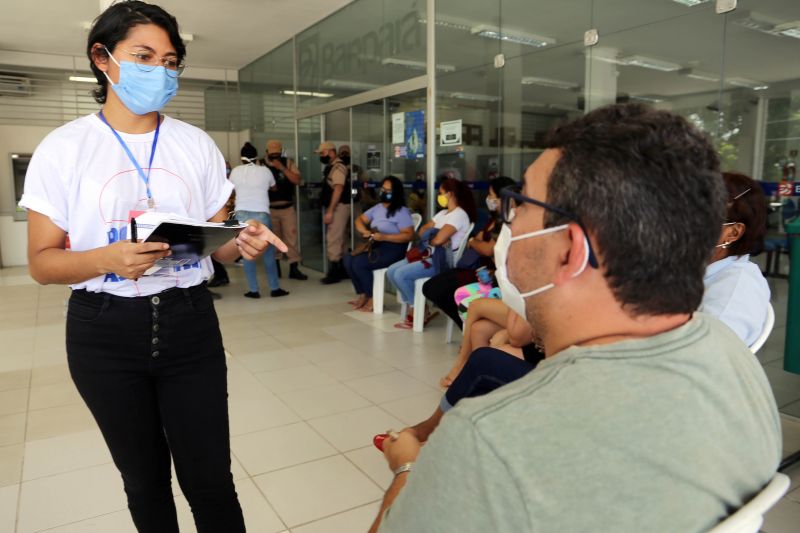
left=370, top=104, right=781, bottom=533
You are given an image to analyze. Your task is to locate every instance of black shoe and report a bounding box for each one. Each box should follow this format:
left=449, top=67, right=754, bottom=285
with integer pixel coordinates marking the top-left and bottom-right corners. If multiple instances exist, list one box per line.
left=270, top=288, right=290, bottom=297
left=321, top=262, right=343, bottom=285
left=210, top=291, right=222, bottom=300
left=289, top=262, right=308, bottom=280
left=207, top=277, right=229, bottom=288
left=276, top=260, right=282, bottom=278
left=244, top=291, right=261, bottom=299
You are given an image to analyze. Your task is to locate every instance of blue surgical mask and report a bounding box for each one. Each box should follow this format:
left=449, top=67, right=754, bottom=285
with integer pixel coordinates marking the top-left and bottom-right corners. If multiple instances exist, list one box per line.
left=104, top=50, right=178, bottom=115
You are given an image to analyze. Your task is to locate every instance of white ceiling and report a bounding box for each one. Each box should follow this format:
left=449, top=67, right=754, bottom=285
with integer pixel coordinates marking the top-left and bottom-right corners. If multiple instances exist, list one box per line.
left=0, top=0, right=354, bottom=70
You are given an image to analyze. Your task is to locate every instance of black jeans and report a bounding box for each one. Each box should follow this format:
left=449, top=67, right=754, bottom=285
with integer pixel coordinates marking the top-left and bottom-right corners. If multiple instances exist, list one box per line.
left=422, top=268, right=477, bottom=330
left=66, top=285, right=244, bottom=533
left=441, top=347, right=542, bottom=412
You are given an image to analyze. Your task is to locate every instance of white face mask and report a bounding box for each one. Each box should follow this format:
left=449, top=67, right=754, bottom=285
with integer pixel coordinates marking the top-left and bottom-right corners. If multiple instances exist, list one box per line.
left=494, top=223, right=590, bottom=319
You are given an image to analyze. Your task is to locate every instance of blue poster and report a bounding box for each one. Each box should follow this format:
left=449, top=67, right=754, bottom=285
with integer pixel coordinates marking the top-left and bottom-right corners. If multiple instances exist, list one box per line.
left=404, top=110, right=425, bottom=160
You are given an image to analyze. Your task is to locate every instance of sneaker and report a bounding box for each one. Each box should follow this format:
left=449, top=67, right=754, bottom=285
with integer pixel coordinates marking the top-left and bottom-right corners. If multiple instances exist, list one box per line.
left=244, top=291, right=260, bottom=299
left=270, top=288, right=289, bottom=297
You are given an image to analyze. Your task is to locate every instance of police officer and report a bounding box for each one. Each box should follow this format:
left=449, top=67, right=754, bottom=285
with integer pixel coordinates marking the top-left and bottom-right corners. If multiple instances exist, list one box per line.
left=265, top=139, right=307, bottom=280
left=317, top=141, right=351, bottom=284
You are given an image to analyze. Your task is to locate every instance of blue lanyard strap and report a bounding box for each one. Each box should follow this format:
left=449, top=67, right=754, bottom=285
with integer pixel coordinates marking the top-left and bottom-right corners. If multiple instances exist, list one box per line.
left=98, top=111, right=161, bottom=204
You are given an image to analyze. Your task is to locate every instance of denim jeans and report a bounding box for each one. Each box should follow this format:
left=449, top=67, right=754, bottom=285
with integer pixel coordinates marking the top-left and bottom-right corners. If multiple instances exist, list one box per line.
left=386, top=258, right=437, bottom=304
left=66, top=285, right=244, bottom=532
left=440, top=347, right=535, bottom=412
left=236, top=210, right=279, bottom=292
left=342, top=242, right=407, bottom=297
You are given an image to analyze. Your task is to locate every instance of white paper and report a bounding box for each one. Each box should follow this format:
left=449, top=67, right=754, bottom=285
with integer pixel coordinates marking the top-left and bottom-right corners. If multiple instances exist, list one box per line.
left=392, top=113, right=405, bottom=144
left=440, top=119, right=462, bottom=146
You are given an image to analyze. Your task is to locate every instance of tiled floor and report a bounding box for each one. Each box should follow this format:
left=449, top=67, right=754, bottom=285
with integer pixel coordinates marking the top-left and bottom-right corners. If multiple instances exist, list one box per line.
left=0, top=263, right=798, bottom=532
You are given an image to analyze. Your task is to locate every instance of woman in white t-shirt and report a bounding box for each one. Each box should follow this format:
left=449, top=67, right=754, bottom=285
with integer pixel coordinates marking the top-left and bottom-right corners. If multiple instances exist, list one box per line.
left=230, top=142, right=288, bottom=298
left=19, top=3, right=284, bottom=531
left=386, top=178, right=476, bottom=329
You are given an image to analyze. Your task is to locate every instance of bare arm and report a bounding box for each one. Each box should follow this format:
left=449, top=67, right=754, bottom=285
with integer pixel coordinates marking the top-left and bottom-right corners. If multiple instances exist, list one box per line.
left=430, top=223, right=457, bottom=247
left=209, top=206, right=288, bottom=263
left=507, top=309, right=534, bottom=347
left=355, top=213, right=372, bottom=238
left=27, top=210, right=171, bottom=285
left=282, top=159, right=302, bottom=185
left=469, top=237, right=495, bottom=257
left=418, top=220, right=435, bottom=235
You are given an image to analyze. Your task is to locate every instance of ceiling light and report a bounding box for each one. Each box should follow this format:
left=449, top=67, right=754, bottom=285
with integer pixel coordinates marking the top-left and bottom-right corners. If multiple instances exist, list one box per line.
left=774, top=21, right=800, bottom=39
left=726, top=77, right=769, bottom=91
left=82, top=20, right=193, bottom=42
left=322, top=79, right=381, bottom=91
left=671, top=0, right=712, bottom=6
left=732, top=13, right=776, bottom=33
left=417, top=16, right=473, bottom=32
left=446, top=92, right=501, bottom=103
left=631, top=95, right=665, bottom=103
left=69, top=76, right=97, bottom=83
left=280, top=90, right=333, bottom=98
left=381, top=58, right=456, bottom=72
left=11, top=154, right=19, bottom=159
left=620, top=55, right=681, bottom=72
left=470, top=25, right=555, bottom=48
left=677, top=68, right=719, bottom=82
left=521, top=76, right=579, bottom=90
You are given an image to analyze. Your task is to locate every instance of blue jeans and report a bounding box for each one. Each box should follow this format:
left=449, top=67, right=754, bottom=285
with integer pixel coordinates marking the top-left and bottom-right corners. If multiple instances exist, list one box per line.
left=342, top=242, right=407, bottom=298
left=235, top=210, right=279, bottom=292
left=386, top=258, right=437, bottom=304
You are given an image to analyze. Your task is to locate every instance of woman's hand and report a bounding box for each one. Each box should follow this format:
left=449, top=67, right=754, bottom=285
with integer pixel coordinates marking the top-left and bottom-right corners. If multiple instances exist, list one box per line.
left=236, top=220, right=288, bottom=260
left=102, top=241, right=172, bottom=280
left=372, top=232, right=384, bottom=242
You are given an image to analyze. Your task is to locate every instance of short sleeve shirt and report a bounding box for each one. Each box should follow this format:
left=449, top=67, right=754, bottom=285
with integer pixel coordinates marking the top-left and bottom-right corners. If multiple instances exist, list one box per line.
left=432, top=207, right=471, bottom=250
left=364, top=204, right=414, bottom=234
left=326, top=159, right=348, bottom=187
left=19, top=114, right=232, bottom=297
left=230, top=163, right=276, bottom=213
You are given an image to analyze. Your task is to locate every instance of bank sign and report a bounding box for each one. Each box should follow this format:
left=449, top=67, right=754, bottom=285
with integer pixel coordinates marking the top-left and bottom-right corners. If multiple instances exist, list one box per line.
left=298, top=11, right=422, bottom=83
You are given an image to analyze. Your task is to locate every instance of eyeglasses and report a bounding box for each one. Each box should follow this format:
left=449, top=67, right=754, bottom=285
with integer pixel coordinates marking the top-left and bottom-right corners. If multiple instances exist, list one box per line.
left=500, top=185, right=599, bottom=268
left=108, top=46, right=186, bottom=78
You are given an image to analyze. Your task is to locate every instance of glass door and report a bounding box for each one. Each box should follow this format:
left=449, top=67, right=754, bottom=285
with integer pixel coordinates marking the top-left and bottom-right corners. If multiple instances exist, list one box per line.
left=297, top=115, right=325, bottom=272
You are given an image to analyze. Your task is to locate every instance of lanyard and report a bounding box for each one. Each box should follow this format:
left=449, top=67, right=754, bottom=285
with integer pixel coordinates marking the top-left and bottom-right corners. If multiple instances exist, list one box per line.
left=98, top=110, right=161, bottom=209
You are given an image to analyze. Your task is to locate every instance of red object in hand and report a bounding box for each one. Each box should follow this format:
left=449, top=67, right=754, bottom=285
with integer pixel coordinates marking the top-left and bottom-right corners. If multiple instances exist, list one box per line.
left=373, top=433, right=389, bottom=452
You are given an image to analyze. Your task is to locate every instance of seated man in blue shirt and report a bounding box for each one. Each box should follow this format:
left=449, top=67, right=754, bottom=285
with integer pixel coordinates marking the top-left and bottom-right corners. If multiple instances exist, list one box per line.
left=370, top=103, right=781, bottom=533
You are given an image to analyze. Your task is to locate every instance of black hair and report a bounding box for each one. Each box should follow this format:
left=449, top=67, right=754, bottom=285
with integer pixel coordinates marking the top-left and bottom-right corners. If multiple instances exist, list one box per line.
left=722, top=172, right=767, bottom=257
left=440, top=178, right=477, bottom=222
left=489, top=176, right=516, bottom=197
left=381, top=176, right=407, bottom=218
left=241, top=142, right=257, bottom=159
left=87, top=1, right=186, bottom=104
left=543, top=103, right=725, bottom=316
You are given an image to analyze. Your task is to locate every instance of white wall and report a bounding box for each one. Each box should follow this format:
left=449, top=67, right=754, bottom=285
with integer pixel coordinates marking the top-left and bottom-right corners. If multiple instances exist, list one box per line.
left=0, top=125, right=54, bottom=266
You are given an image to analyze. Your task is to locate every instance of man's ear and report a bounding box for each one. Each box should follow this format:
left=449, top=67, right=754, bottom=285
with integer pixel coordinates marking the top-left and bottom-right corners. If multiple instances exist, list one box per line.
left=91, top=43, right=109, bottom=72
left=553, top=223, right=588, bottom=286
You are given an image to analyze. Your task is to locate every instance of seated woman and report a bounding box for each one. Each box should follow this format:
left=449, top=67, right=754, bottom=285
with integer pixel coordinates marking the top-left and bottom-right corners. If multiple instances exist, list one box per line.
left=387, top=178, right=476, bottom=329
left=343, top=176, right=414, bottom=312
left=701, top=171, right=770, bottom=347
left=422, top=177, right=516, bottom=329
left=376, top=171, right=771, bottom=444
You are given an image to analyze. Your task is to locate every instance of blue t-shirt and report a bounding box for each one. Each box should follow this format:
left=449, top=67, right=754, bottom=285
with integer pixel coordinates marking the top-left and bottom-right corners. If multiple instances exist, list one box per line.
left=364, top=203, right=414, bottom=234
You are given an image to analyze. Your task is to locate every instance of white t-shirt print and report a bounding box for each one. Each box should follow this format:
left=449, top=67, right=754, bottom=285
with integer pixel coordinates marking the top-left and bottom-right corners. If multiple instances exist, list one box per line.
left=20, top=114, right=233, bottom=297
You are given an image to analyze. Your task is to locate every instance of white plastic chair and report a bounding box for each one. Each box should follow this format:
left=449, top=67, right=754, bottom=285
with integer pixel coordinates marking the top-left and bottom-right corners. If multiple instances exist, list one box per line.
left=707, top=472, right=789, bottom=533
left=399, top=223, right=474, bottom=332
left=372, top=213, right=422, bottom=315
left=749, top=303, right=775, bottom=354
